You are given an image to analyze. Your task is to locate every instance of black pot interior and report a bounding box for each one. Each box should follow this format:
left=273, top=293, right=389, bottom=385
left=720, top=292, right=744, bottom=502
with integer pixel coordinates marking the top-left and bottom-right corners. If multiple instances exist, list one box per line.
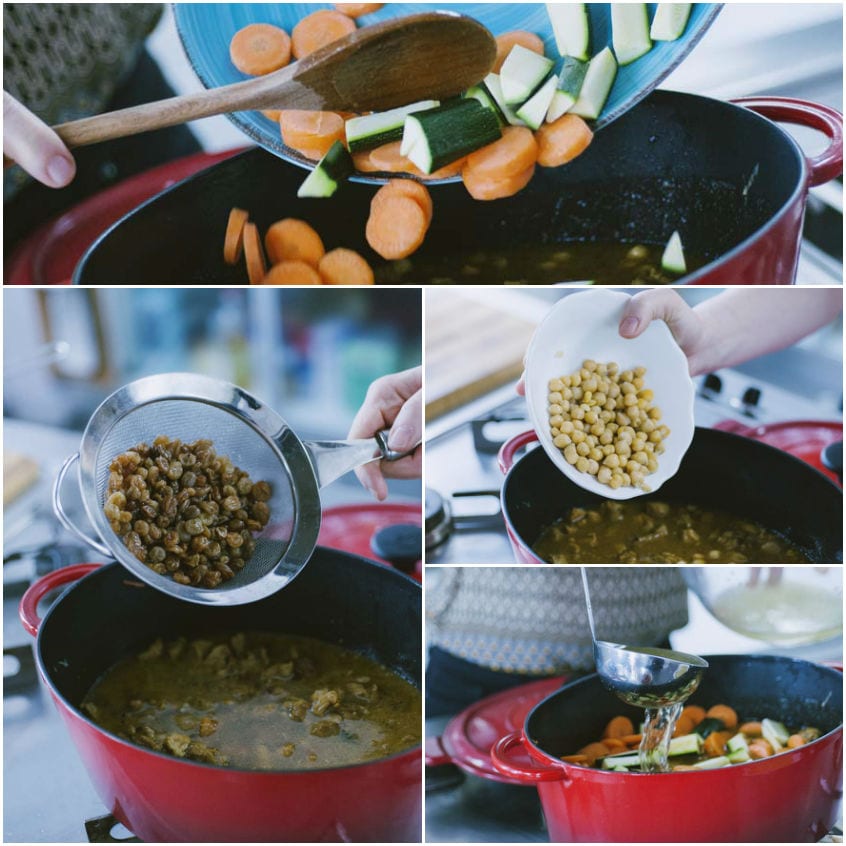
left=75, top=91, right=802, bottom=284
left=504, top=427, right=842, bottom=562
left=36, top=548, right=421, bottom=708
left=528, top=654, right=843, bottom=759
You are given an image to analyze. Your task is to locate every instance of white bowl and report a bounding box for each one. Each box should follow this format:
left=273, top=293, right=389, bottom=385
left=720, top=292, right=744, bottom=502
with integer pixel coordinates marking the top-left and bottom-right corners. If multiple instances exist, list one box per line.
left=524, top=289, right=695, bottom=500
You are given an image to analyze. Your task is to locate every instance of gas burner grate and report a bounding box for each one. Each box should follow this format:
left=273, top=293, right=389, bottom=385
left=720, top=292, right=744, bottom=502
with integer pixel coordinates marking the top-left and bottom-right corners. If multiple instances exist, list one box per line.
left=85, top=814, right=139, bottom=843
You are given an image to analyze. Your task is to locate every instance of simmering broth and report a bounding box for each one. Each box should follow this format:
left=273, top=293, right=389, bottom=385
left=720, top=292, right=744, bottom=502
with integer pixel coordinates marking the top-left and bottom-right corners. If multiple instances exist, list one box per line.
left=82, top=632, right=421, bottom=770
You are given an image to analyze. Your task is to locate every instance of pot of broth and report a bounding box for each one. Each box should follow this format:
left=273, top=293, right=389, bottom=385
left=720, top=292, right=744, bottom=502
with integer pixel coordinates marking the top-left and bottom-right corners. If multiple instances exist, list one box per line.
left=72, top=91, right=841, bottom=285
left=498, top=428, right=842, bottom=565
left=490, top=655, right=842, bottom=842
left=19, top=549, right=421, bottom=842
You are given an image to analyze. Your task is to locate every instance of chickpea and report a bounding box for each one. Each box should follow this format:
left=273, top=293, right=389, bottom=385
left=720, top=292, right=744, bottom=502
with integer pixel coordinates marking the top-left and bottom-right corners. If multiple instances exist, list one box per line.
left=547, top=359, right=666, bottom=491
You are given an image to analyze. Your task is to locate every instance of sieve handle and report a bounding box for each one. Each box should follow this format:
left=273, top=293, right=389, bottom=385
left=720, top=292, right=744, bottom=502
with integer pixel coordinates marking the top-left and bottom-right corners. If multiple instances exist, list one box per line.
left=305, top=429, right=418, bottom=489
left=53, top=453, right=112, bottom=558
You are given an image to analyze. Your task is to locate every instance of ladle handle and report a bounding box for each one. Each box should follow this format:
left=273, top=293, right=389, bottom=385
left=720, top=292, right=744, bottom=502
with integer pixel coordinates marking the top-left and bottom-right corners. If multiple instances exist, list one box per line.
left=306, top=429, right=419, bottom=489
left=53, top=453, right=112, bottom=558
left=580, top=567, right=598, bottom=642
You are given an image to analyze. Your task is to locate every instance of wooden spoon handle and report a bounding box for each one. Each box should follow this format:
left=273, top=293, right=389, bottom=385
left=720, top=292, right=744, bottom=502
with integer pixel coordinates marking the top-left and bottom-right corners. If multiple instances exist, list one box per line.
left=52, top=65, right=302, bottom=148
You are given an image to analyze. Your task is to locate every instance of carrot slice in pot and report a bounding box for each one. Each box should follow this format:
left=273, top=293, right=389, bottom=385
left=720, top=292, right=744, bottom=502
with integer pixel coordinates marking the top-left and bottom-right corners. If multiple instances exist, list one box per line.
left=365, top=193, right=428, bottom=260
left=318, top=248, right=375, bottom=285
left=262, top=260, right=323, bottom=285
left=242, top=222, right=266, bottom=285
left=265, top=218, right=325, bottom=267
left=223, top=207, right=249, bottom=265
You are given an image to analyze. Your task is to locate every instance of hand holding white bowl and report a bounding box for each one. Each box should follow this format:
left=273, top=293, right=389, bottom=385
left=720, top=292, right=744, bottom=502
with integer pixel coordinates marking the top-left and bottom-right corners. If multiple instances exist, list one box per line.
left=524, top=289, right=695, bottom=500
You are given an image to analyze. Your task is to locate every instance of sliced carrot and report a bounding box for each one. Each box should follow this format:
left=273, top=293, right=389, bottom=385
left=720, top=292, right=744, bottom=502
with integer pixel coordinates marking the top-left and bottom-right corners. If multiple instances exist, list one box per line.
left=465, top=126, right=538, bottom=180
left=576, top=741, right=610, bottom=765
left=703, top=730, right=732, bottom=758
left=265, top=218, right=325, bottom=267
left=367, top=141, right=420, bottom=174
left=229, top=24, right=291, bottom=76
left=681, top=705, right=707, bottom=728
left=365, top=193, right=428, bottom=260
left=417, top=157, right=467, bottom=180
left=786, top=734, right=807, bottom=749
left=462, top=162, right=535, bottom=201
left=262, top=109, right=281, bottom=122
left=242, top=222, right=266, bottom=285
left=705, top=704, right=738, bottom=730
left=748, top=738, right=775, bottom=759
left=602, top=737, right=626, bottom=753
left=278, top=110, right=346, bottom=158
left=353, top=150, right=381, bottom=173
left=602, top=715, right=634, bottom=740
left=291, top=9, right=356, bottom=59
left=560, top=754, right=589, bottom=765
left=372, top=179, right=433, bottom=228
left=621, top=733, right=642, bottom=747
left=493, top=31, right=545, bottom=73
left=365, top=142, right=464, bottom=178
left=739, top=721, right=762, bottom=737
left=261, top=260, right=323, bottom=285
left=673, top=713, right=696, bottom=738
left=318, top=248, right=375, bottom=285
left=535, top=114, right=594, bottom=168
left=334, top=3, right=384, bottom=18
left=223, top=207, right=249, bottom=265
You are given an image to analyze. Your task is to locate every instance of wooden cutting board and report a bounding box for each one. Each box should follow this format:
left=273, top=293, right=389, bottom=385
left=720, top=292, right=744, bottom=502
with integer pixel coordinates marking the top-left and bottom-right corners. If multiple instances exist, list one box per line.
left=426, top=290, right=538, bottom=420
left=4, top=452, right=40, bottom=505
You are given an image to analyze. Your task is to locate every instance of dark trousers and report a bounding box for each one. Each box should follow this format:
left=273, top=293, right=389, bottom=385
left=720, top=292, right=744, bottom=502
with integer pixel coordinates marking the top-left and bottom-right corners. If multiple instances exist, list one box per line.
left=5, top=50, right=201, bottom=251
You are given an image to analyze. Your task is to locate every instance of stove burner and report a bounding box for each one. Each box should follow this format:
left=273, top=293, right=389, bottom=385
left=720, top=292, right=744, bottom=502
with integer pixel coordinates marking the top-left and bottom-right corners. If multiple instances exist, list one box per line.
left=4, top=645, right=38, bottom=695
left=85, top=814, right=139, bottom=843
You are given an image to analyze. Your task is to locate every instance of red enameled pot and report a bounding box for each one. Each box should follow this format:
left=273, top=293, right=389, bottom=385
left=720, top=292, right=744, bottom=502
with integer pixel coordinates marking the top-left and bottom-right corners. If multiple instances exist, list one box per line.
left=71, top=92, right=842, bottom=285
left=20, top=550, right=421, bottom=843
left=498, top=428, right=843, bottom=565
left=491, top=655, right=843, bottom=842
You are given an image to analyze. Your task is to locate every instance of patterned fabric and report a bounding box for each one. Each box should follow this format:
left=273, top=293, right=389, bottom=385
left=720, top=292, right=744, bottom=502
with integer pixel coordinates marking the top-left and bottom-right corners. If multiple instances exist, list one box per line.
left=4, top=3, right=161, bottom=198
left=426, top=567, right=689, bottom=675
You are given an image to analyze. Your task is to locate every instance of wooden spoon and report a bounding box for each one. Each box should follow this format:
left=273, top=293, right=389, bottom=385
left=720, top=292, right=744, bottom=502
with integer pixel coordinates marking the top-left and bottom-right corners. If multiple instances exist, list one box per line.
left=52, top=12, right=496, bottom=149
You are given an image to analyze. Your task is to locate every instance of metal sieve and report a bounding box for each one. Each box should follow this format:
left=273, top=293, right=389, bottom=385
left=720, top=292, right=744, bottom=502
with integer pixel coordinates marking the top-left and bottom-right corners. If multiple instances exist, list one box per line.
left=53, top=372, right=414, bottom=606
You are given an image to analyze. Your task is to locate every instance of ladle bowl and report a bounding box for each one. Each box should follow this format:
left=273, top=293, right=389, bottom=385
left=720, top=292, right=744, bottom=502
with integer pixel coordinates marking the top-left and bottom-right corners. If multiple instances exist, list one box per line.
left=594, top=641, right=709, bottom=708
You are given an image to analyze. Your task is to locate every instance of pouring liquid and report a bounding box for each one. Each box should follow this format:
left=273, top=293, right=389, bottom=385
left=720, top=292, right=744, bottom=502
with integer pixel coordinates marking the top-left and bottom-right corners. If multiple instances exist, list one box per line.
left=638, top=702, right=684, bottom=772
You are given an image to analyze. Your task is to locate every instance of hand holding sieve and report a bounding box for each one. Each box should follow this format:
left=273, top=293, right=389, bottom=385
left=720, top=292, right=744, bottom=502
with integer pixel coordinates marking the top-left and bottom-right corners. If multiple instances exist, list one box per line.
left=52, top=373, right=418, bottom=606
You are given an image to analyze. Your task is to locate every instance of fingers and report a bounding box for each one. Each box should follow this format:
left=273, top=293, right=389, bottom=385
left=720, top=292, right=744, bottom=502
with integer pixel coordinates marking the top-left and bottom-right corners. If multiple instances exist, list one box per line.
left=619, top=289, right=687, bottom=338
left=348, top=366, right=423, bottom=500
left=4, top=92, right=76, bottom=188
left=387, top=388, right=422, bottom=453
left=515, top=373, right=526, bottom=396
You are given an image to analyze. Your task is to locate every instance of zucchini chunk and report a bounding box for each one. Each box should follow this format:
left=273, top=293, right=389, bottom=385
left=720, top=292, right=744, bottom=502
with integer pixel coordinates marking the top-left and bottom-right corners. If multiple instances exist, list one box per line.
left=297, top=141, right=353, bottom=198
left=611, top=4, right=652, bottom=65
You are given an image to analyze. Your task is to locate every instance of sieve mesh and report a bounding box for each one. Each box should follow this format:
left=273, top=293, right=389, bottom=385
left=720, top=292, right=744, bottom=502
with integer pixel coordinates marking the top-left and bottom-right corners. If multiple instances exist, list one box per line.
left=87, top=398, right=299, bottom=594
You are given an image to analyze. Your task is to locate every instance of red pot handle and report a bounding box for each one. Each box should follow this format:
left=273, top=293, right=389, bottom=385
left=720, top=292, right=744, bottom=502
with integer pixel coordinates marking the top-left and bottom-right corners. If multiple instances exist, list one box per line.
left=425, top=735, right=453, bottom=767
left=732, top=96, right=843, bottom=187
left=497, top=430, right=539, bottom=475
left=490, top=731, right=567, bottom=783
left=19, top=563, right=101, bottom=637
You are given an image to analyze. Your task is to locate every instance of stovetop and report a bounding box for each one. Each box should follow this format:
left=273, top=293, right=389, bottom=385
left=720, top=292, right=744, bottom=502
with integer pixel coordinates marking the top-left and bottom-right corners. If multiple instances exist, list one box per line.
left=426, top=349, right=842, bottom=565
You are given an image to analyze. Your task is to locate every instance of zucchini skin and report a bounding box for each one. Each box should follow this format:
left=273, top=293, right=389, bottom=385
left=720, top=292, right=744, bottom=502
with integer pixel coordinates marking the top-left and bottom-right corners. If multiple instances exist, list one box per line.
left=694, top=717, right=726, bottom=739
left=406, top=100, right=501, bottom=173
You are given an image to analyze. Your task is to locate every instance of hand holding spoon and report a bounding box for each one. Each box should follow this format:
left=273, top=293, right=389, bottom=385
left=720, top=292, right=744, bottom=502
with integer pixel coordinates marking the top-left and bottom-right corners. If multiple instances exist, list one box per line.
left=52, top=12, right=496, bottom=149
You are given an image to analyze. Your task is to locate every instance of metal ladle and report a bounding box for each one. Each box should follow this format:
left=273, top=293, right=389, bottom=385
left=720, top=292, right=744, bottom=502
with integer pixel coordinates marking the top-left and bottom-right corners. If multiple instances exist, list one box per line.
left=581, top=568, right=708, bottom=708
